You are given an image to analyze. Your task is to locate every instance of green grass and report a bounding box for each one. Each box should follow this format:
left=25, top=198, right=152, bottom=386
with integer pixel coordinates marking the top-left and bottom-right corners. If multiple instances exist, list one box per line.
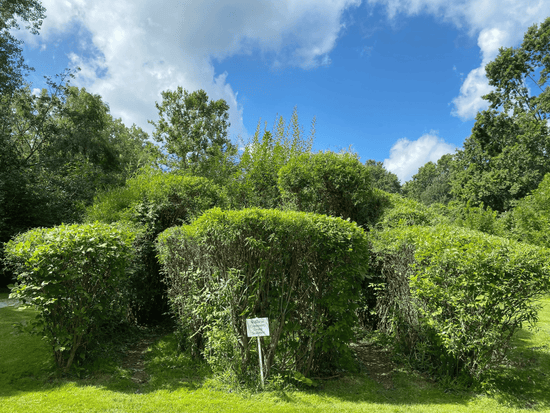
left=1, top=299, right=550, bottom=412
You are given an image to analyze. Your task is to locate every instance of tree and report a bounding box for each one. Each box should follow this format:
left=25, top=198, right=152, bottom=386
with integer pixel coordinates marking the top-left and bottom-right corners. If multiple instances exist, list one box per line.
left=403, top=154, right=454, bottom=206
left=231, top=108, right=315, bottom=209
left=450, top=18, right=550, bottom=212
left=364, top=160, right=401, bottom=194
left=149, top=88, right=237, bottom=181
left=0, top=0, right=45, bottom=96
left=1, top=83, right=156, bottom=287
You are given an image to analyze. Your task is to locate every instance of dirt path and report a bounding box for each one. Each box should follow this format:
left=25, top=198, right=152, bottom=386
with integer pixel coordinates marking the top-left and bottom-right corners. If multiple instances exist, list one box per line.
left=352, top=342, right=395, bottom=389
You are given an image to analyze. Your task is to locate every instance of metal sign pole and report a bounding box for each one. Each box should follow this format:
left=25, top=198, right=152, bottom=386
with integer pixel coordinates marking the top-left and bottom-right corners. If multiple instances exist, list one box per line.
left=246, top=317, right=269, bottom=389
left=257, top=336, right=264, bottom=388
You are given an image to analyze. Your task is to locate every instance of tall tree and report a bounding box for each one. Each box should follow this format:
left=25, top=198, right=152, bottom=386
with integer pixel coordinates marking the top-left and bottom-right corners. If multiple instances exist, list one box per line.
left=1, top=83, right=156, bottom=236
left=364, top=160, right=401, bottom=194
left=0, top=0, right=45, bottom=96
left=450, top=18, right=550, bottom=212
left=149, top=88, right=237, bottom=181
left=404, top=154, right=454, bottom=206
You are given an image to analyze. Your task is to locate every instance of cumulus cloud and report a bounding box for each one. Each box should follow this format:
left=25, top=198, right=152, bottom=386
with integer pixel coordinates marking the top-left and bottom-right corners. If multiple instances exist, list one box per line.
left=367, top=0, right=550, bottom=120
left=383, top=132, right=456, bottom=182
left=18, top=0, right=360, bottom=138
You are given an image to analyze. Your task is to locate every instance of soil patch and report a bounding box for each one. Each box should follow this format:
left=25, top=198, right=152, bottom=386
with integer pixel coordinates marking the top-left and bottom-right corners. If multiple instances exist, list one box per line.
left=121, top=334, right=159, bottom=385
left=352, top=342, right=394, bottom=389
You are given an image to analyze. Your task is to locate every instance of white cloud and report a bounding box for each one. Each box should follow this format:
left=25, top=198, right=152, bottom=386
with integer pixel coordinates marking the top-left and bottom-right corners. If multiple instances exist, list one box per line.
left=383, top=132, right=456, bottom=182
left=367, top=0, right=550, bottom=120
left=17, top=0, right=360, bottom=139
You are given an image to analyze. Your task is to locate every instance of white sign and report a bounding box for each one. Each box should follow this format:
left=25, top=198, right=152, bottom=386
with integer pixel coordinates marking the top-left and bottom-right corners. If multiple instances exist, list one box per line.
left=246, top=317, right=270, bottom=337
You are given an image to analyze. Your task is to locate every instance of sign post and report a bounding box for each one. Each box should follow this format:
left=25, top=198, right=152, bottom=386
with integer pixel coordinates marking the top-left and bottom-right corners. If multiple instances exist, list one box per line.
left=246, top=317, right=270, bottom=388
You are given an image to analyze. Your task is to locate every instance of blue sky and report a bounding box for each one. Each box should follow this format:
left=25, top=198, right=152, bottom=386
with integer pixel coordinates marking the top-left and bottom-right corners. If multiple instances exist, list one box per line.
left=16, top=0, right=550, bottom=182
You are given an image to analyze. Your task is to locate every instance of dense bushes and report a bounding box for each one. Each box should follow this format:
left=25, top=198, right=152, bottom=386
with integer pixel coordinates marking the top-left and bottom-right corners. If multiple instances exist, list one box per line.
left=157, top=208, right=370, bottom=380
left=5, top=223, right=136, bottom=372
left=371, top=225, right=550, bottom=378
left=86, top=170, right=226, bottom=324
left=509, top=173, right=550, bottom=248
left=375, top=193, right=444, bottom=230
left=86, top=168, right=226, bottom=225
left=278, top=151, right=379, bottom=228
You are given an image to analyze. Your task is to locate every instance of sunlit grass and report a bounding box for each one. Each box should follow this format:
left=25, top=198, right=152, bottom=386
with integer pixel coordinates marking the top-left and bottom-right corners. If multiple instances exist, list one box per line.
left=1, top=298, right=549, bottom=412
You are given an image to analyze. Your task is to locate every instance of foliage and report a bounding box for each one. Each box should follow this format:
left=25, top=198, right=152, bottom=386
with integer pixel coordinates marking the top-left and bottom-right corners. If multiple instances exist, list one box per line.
left=230, top=108, right=315, bottom=209
left=149, top=87, right=237, bottom=182
left=86, top=168, right=225, bottom=225
left=403, top=154, right=454, bottom=206
left=157, top=208, right=370, bottom=380
left=0, top=82, right=155, bottom=287
left=508, top=173, right=550, bottom=248
left=375, top=192, right=445, bottom=230
left=87, top=169, right=226, bottom=324
left=483, top=18, right=550, bottom=121
left=0, top=0, right=45, bottom=97
left=278, top=151, right=375, bottom=228
left=365, top=159, right=401, bottom=194
left=4, top=222, right=137, bottom=372
left=451, top=110, right=549, bottom=212
left=371, top=225, right=550, bottom=378
left=450, top=18, right=550, bottom=212
left=446, top=201, right=504, bottom=236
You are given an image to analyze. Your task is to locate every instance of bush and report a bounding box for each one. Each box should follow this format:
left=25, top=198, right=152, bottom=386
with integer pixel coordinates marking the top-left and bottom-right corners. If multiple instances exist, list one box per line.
left=157, top=208, right=370, bottom=381
left=85, top=168, right=226, bottom=225
left=228, top=112, right=314, bottom=210
left=278, top=151, right=377, bottom=228
left=86, top=169, right=226, bottom=324
left=5, top=223, right=136, bottom=372
left=371, top=225, right=550, bottom=378
left=509, top=173, right=550, bottom=248
left=375, top=193, right=444, bottom=230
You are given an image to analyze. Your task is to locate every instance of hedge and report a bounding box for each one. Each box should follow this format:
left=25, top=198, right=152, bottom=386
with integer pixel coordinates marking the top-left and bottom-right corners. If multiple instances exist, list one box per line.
left=371, top=224, right=550, bottom=378
left=157, top=208, right=370, bottom=380
left=86, top=170, right=226, bottom=324
left=5, top=222, right=136, bottom=372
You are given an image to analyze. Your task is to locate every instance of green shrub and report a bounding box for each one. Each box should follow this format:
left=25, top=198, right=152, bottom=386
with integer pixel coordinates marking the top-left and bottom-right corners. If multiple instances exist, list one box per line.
left=228, top=112, right=314, bottom=210
left=278, top=151, right=377, bottom=228
left=371, top=225, right=550, bottom=378
left=375, top=193, right=443, bottom=230
left=157, top=208, right=370, bottom=380
left=509, top=173, right=550, bottom=248
left=86, top=168, right=226, bottom=225
left=86, top=169, right=226, bottom=324
left=5, top=223, right=136, bottom=372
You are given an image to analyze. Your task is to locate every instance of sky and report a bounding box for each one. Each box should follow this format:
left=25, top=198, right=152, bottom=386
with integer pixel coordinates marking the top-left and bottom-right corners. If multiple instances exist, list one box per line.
left=14, top=0, right=550, bottom=182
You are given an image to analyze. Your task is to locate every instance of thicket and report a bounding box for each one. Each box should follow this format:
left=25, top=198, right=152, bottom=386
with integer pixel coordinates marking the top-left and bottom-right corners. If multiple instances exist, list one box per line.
left=229, top=110, right=314, bottom=210
left=370, top=224, right=550, bottom=378
left=86, top=170, right=226, bottom=324
left=278, top=151, right=385, bottom=228
left=4, top=223, right=136, bottom=372
left=508, top=173, right=550, bottom=248
left=157, top=208, right=370, bottom=382
left=374, top=193, right=446, bottom=230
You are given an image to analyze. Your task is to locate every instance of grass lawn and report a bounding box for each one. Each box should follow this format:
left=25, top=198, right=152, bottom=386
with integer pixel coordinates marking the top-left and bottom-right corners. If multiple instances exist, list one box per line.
left=1, top=298, right=549, bottom=413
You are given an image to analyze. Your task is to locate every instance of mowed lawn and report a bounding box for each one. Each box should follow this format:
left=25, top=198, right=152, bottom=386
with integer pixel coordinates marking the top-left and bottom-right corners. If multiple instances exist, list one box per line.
left=1, top=293, right=549, bottom=413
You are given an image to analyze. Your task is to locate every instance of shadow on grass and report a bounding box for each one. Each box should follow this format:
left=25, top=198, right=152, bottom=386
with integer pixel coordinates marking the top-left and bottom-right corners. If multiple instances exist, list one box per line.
left=480, top=326, right=550, bottom=410
left=2, top=304, right=550, bottom=411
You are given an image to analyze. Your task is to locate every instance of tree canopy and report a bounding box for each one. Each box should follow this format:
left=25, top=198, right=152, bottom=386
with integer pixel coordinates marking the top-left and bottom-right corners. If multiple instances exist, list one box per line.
left=149, top=87, right=237, bottom=181
left=450, top=17, right=550, bottom=212
left=0, top=0, right=45, bottom=96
